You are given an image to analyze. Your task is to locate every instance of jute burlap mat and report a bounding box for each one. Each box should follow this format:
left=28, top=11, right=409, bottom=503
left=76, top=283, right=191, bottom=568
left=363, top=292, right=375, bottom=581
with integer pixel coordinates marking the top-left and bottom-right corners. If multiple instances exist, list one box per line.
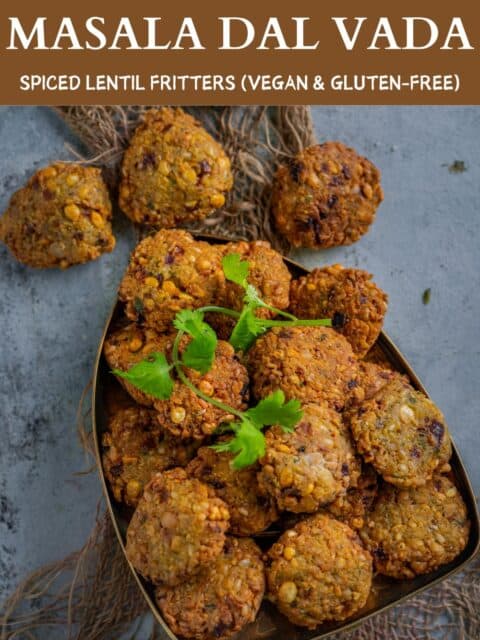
left=0, top=106, right=478, bottom=640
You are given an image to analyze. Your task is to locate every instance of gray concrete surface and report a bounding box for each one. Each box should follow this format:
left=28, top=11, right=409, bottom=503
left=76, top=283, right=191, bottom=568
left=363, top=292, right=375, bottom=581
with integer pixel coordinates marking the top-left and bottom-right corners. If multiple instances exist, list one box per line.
left=0, top=106, right=478, bottom=634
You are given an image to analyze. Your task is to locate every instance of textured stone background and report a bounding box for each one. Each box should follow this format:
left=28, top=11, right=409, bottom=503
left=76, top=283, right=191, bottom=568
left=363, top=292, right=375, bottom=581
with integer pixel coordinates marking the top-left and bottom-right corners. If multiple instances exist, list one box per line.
left=0, top=106, right=478, bottom=629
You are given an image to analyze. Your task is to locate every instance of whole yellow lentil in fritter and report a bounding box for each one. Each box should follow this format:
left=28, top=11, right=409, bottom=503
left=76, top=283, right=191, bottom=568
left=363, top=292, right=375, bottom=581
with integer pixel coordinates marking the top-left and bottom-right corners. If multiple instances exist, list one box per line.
left=271, top=142, right=383, bottom=248
left=258, top=404, right=358, bottom=513
left=156, top=537, right=265, bottom=640
left=266, top=514, right=372, bottom=628
left=126, top=468, right=230, bottom=586
left=0, top=163, right=114, bottom=268
left=289, top=265, right=388, bottom=357
left=119, top=107, right=233, bottom=227
left=118, top=229, right=226, bottom=331
left=102, top=405, right=199, bottom=507
left=248, top=326, right=362, bottom=412
left=349, top=377, right=452, bottom=487
left=360, top=476, right=470, bottom=579
left=187, top=445, right=278, bottom=536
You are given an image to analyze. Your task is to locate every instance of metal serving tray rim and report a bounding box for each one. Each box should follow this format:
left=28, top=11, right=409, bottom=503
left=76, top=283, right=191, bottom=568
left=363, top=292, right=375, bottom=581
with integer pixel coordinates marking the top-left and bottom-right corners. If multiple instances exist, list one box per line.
left=91, top=239, right=480, bottom=640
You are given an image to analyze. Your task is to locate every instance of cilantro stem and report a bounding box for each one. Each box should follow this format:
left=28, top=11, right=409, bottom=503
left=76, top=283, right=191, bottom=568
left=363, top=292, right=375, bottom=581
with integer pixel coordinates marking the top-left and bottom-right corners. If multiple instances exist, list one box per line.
left=172, top=330, right=245, bottom=420
left=197, top=305, right=241, bottom=318
left=261, top=318, right=332, bottom=328
left=265, top=306, right=297, bottom=321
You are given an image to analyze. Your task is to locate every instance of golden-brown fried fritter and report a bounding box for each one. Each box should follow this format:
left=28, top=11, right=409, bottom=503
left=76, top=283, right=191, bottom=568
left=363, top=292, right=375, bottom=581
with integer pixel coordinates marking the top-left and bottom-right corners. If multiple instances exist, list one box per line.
left=266, top=514, right=372, bottom=628
left=103, top=323, right=176, bottom=406
left=271, top=142, right=383, bottom=248
left=187, top=446, right=278, bottom=536
left=258, top=404, right=358, bottom=513
left=126, top=468, right=230, bottom=586
left=0, top=163, right=114, bottom=268
left=321, top=464, right=378, bottom=531
left=360, top=476, right=470, bottom=579
left=118, top=229, right=226, bottom=331
left=209, top=240, right=292, bottom=339
left=248, top=326, right=362, bottom=412
left=156, top=537, right=265, bottom=640
left=349, top=377, right=452, bottom=487
left=102, top=405, right=198, bottom=507
left=289, top=265, right=388, bottom=357
left=119, top=108, right=233, bottom=227
left=153, top=339, right=249, bottom=440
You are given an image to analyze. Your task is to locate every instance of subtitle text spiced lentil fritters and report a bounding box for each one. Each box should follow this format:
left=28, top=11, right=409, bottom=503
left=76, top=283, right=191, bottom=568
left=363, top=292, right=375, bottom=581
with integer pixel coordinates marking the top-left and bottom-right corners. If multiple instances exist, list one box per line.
left=266, top=514, right=372, bottom=628
left=187, top=445, right=278, bottom=536
left=118, top=229, right=226, bottom=332
left=248, top=326, right=362, bottom=412
left=0, top=162, right=115, bottom=268
left=156, top=537, right=265, bottom=640
left=258, top=404, right=359, bottom=513
left=126, top=468, right=230, bottom=586
left=271, top=142, right=383, bottom=248
left=360, top=476, right=470, bottom=579
left=102, top=405, right=199, bottom=507
left=289, top=265, right=388, bottom=357
left=119, top=107, right=233, bottom=227
left=349, top=377, right=452, bottom=487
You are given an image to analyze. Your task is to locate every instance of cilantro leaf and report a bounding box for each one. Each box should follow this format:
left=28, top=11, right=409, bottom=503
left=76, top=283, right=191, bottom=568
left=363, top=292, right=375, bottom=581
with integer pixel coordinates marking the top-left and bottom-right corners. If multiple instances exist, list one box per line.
left=229, top=305, right=266, bottom=351
left=113, top=353, right=174, bottom=400
left=212, top=418, right=266, bottom=469
left=174, top=309, right=217, bottom=374
left=222, top=253, right=249, bottom=287
left=245, top=390, right=303, bottom=431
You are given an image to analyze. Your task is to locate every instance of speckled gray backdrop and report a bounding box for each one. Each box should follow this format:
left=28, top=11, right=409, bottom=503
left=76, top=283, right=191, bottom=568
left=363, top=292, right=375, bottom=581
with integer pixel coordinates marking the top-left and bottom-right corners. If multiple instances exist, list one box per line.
left=0, top=107, right=479, bottom=630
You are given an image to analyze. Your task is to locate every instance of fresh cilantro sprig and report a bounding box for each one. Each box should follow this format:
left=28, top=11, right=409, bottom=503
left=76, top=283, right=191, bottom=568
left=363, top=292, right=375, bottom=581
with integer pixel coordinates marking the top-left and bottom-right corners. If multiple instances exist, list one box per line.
left=173, top=309, right=217, bottom=374
left=212, top=391, right=302, bottom=469
left=113, top=352, right=174, bottom=400
left=111, top=252, right=331, bottom=468
left=223, top=253, right=331, bottom=351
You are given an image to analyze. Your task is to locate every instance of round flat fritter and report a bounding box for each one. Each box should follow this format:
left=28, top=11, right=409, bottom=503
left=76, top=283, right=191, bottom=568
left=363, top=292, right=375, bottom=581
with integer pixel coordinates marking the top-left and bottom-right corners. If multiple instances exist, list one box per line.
left=349, top=377, right=452, bottom=487
left=266, top=514, right=372, bottom=628
left=118, top=229, right=226, bottom=331
left=360, top=476, right=470, bottom=579
left=102, top=405, right=198, bottom=507
left=321, top=464, right=379, bottom=531
left=258, top=404, right=358, bottom=513
left=0, top=163, right=114, bottom=268
left=126, top=468, right=230, bottom=586
left=187, top=446, right=278, bottom=536
left=357, top=362, right=402, bottom=403
left=289, top=265, right=388, bottom=357
left=103, top=323, right=176, bottom=406
left=156, top=537, right=265, bottom=640
left=119, top=107, right=233, bottom=227
left=248, top=326, right=362, bottom=412
left=153, top=339, right=249, bottom=440
left=271, top=142, right=383, bottom=249
left=209, top=240, right=292, bottom=339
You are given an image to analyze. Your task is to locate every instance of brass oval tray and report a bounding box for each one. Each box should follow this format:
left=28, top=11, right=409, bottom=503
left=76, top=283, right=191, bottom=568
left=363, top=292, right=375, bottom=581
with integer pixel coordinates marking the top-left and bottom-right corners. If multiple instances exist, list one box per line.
left=92, top=236, right=480, bottom=640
